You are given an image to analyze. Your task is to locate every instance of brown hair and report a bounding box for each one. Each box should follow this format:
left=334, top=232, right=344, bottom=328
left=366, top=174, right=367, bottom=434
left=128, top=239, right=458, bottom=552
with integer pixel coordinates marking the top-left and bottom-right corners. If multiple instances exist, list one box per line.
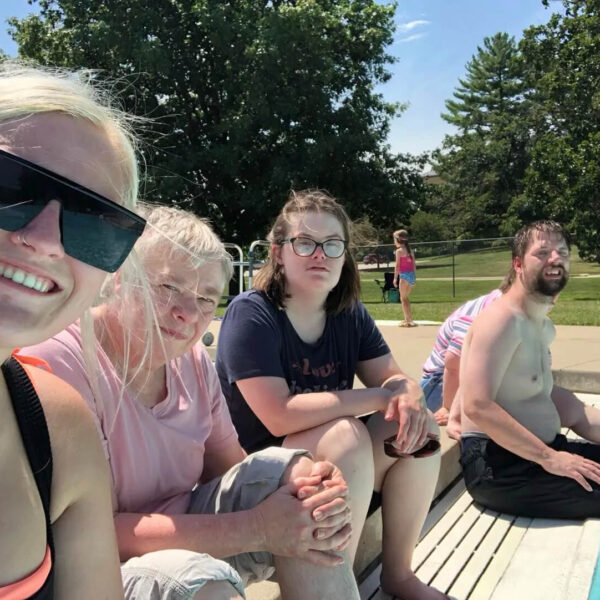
left=254, top=189, right=361, bottom=315
left=500, top=220, right=569, bottom=292
left=393, top=228, right=413, bottom=255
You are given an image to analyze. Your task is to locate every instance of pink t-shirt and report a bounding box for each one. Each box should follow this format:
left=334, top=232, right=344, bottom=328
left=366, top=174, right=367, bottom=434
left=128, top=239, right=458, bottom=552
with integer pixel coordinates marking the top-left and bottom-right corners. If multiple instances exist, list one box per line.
left=22, top=322, right=238, bottom=515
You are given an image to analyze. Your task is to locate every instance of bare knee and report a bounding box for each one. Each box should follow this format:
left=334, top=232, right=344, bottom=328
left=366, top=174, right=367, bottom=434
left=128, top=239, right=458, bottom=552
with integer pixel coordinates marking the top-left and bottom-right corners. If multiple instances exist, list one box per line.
left=320, top=417, right=372, bottom=454
left=193, top=580, right=243, bottom=600
left=281, top=417, right=373, bottom=483
left=286, top=417, right=372, bottom=464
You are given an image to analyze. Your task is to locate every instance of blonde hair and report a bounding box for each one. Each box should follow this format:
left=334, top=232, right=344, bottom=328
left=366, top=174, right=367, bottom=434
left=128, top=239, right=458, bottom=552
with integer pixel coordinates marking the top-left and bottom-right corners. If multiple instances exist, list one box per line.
left=0, top=62, right=140, bottom=210
left=91, top=204, right=232, bottom=404
left=0, top=62, right=151, bottom=404
left=135, top=205, right=233, bottom=282
left=0, top=62, right=146, bottom=389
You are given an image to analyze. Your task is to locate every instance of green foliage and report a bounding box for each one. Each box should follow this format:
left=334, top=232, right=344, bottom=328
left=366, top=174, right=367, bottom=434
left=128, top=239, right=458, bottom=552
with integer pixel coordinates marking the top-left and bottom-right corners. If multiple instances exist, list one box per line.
left=430, top=32, right=531, bottom=239
left=425, top=5, right=600, bottom=262
left=520, top=0, right=600, bottom=261
left=10, top=0, right=426, bottom=243
left=409, top=210, right=448, bottom=242
left=443, top=33, right=525, bottom=132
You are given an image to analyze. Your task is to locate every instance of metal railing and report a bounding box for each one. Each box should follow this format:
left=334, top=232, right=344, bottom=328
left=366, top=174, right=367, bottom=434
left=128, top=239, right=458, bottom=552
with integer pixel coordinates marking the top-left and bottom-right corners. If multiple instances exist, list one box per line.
left=222, top=236, right=515, bottom=300
left=247, top=240, right=270, bottom=289
left=223, top=243, right=244, bottom=296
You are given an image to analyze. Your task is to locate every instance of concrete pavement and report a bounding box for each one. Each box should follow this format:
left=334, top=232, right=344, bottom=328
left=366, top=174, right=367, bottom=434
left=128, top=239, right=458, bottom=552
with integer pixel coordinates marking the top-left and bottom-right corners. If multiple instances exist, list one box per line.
left=204, top=319, right=600, bottom=392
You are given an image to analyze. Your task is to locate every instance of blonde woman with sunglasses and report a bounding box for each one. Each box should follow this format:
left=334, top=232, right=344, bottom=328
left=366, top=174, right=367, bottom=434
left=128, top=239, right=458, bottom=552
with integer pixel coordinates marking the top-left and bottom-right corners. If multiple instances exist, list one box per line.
left=0, top=64, right=145, bottom=599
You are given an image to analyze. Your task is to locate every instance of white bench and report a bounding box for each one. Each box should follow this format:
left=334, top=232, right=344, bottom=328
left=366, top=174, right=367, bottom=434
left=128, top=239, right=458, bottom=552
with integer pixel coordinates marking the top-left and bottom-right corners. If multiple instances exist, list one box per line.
left=362, top=392, right=600, bottom=600
left=361, top=479, right=600, bottom=600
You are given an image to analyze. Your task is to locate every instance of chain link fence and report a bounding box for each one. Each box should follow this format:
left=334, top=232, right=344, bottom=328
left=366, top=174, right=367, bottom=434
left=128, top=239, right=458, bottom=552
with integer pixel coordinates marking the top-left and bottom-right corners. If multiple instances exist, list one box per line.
left=223, top=237, right=515, bottom=301
left=352, top=237, right=514, bottom=297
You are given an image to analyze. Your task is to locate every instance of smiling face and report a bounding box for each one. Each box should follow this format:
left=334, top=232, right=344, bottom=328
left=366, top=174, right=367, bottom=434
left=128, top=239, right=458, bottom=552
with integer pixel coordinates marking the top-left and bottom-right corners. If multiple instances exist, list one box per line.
left=275, top=210, right=347, bottom=298
left=0, top=112, right=128, bottom=350
left=516, top=230, right=570, bottom=297
left=139, top=248, right=225, bottom=365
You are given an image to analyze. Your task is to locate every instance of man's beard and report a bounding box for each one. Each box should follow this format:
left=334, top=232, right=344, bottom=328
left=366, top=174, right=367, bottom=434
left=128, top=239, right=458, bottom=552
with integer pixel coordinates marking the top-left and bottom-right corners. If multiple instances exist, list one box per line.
left=528, top=269, right=569, bottom=296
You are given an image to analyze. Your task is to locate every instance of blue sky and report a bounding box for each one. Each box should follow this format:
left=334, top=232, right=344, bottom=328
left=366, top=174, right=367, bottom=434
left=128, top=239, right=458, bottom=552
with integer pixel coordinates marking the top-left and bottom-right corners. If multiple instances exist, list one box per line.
left=380, top=0, right=561, bottom=155
left=0, top=0, right=562, bottom=155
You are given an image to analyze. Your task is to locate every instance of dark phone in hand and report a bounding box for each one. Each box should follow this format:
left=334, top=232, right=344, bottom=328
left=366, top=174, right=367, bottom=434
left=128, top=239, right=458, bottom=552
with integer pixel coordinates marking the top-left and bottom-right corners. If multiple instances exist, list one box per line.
left=384, top=432, right=441, bottom=458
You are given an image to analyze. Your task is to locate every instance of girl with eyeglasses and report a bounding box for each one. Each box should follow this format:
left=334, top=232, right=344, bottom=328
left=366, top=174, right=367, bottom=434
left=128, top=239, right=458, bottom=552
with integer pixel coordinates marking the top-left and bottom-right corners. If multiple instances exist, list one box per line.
left=0, top=64, right=146, bottom=599
left=217, top=190, right=447, bottom=600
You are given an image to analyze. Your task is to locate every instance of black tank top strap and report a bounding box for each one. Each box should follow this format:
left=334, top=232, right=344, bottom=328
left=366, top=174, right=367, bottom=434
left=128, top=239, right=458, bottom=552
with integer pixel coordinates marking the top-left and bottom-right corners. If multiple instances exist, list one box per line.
left=2, top=357, right=55, bottom=598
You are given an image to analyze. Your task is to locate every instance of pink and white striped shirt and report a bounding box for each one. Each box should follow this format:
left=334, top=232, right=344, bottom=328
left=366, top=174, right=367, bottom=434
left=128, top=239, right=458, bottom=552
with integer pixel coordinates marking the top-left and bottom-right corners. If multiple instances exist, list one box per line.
left=422, top=289, right=502, bottom=376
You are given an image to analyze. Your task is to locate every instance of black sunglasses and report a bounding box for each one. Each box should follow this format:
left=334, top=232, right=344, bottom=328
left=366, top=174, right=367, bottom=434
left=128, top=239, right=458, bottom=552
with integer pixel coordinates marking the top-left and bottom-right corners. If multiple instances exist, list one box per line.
left=0, top=149, right=146, bottom=272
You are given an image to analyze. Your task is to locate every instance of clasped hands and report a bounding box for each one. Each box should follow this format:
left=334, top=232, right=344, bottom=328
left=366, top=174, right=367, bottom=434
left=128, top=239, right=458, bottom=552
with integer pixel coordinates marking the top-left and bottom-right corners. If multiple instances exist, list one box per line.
left=254, top=460, right=353, bottom=566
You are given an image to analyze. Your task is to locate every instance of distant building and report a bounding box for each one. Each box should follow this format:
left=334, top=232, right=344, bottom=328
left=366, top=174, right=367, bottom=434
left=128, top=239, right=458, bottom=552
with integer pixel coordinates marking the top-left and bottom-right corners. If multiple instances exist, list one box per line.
left=422, top=169, right=444, bottom=185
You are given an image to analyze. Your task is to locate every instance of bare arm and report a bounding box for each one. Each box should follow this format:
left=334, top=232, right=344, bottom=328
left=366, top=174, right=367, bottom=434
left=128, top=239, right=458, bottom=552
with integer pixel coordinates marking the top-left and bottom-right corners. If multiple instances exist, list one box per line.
left=115, top=463, right=352, bottom=567
left=442, top=351, right=460, bottom=412
left=36, top=368, right=124, bottom=600
left=235, top=352, right=426, bottom=438
left=115, top=439, right=252, bottom=560
left=552, top=385, right=600, bottom=442
left=201, top=439, right=247, bottom=483
left=432, top=351, right=461, bottom=426
left=235, top=375, right=391, bottom=438
left=115, top=508, right=266, bottom=562
left=394, top=249, right=401, bottom=278
left=237, top=353, right=427, bottom=455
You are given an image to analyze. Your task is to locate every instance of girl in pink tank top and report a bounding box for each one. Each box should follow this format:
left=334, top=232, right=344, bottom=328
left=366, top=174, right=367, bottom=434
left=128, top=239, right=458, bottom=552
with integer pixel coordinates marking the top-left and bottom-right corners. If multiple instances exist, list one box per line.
left=393, top=229, right=417, bottom=327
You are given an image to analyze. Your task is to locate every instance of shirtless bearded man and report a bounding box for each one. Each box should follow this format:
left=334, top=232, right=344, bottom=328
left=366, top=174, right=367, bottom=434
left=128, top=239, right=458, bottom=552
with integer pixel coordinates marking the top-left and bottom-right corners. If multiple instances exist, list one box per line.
left=459, top=220, right=600, bottom=518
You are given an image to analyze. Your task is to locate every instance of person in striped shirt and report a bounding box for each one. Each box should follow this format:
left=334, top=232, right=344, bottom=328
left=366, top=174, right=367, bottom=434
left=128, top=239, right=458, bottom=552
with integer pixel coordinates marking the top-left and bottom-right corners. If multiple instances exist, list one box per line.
left=420, top=288, right=503, bottom=427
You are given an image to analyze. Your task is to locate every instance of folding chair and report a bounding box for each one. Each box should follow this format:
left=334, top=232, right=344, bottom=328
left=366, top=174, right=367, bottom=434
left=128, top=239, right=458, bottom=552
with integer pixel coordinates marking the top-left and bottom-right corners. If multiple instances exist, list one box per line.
left=374, top=272, right=396, bottom=302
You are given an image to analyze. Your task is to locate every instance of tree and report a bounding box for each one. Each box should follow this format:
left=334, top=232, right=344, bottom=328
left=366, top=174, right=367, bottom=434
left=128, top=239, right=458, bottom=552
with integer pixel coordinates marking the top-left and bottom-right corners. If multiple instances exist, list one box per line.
left=430, top=32, right=531, bottom=239
left=520, top=0, right=600, bottom=261
left=10, top=0, right=426, bottom=243
left=409, top=210, right=448, bottom=243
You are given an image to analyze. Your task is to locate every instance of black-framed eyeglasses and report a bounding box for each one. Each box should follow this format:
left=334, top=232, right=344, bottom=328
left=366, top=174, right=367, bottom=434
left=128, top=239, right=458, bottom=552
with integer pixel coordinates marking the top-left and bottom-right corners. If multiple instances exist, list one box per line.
left=0, top=149, right=146, bottom=272
left=281, top=236, right=347, bottom=258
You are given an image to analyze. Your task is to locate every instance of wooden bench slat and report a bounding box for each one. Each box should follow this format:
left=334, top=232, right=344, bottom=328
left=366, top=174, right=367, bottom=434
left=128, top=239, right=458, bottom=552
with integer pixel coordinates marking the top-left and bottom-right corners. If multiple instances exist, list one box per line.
left=415, top=503, right=482, bottom=582
left=412, top=487, right=473, bottom=569
left=430, top=509, right=498, bottom=592
left=490, top=520, right=585, bottom=600
left=468, top=516, right=531, bottom=600
left=447, top=513, right=515, bottom=599
left=565, top=519, right=600, bottom=600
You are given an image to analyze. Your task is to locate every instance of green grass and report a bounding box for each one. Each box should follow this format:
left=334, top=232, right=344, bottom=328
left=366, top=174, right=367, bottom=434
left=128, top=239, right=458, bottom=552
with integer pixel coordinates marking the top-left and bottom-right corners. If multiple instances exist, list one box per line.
left=217, top=247, right=600, bottom=326
left=362, top=275, right=600, bottom=325
left=360, top=246, right=600, bottom=281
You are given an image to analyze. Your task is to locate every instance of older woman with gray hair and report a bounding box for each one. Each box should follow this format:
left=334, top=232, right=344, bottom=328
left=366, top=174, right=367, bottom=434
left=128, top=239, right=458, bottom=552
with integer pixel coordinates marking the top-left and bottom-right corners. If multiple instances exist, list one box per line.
left=24, top=204, right=360, bottom=600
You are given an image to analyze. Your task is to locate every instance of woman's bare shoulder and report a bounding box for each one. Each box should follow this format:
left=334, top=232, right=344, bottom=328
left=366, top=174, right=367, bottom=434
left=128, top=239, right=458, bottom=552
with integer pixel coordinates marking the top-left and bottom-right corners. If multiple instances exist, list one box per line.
left=24, top=365, right=92, bottom=424
left=23, top=365, right=109, bottom=520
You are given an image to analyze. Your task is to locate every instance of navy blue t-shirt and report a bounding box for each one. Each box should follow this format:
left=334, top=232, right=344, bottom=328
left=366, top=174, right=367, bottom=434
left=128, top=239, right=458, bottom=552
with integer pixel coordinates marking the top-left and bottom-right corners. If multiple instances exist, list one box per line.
left=216, top=290, right=390, bottom=452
